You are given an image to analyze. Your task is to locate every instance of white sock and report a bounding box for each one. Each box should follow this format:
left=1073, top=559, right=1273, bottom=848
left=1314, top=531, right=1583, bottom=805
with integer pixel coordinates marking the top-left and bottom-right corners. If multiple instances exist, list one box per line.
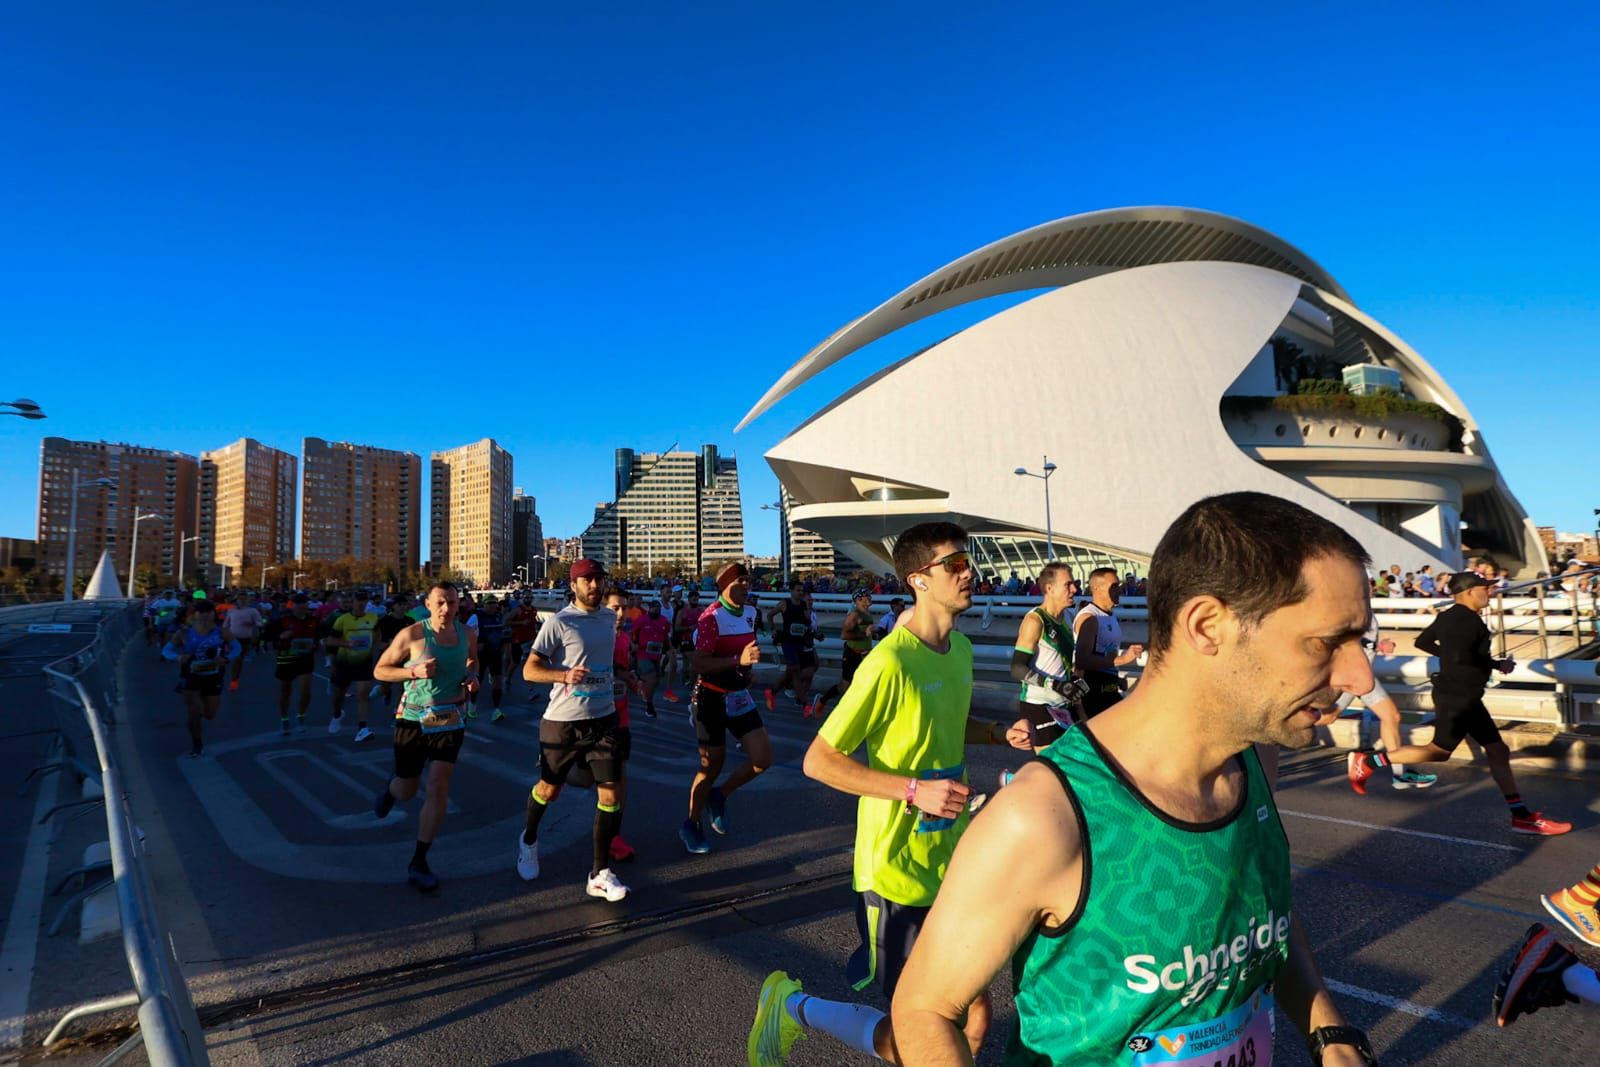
left=1563, top=964, right=1600, bottom=1004
left=785, top=993, right=884, bottom=1059
left=1392, top=763, right=1406, bottom=777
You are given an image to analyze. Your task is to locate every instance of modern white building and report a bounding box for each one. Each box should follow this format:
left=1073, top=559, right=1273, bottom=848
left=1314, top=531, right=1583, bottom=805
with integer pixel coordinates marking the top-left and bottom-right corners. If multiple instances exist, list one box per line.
left=740, top=207, right=1546, bottom=580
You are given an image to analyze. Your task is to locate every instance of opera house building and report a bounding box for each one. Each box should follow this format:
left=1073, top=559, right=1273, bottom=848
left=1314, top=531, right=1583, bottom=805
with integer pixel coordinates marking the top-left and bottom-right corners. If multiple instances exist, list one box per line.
left=738, top=207, right=1546, bottom=581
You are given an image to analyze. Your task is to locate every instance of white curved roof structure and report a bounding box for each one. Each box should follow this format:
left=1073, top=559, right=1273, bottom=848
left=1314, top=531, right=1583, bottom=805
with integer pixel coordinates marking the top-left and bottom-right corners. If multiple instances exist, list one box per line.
left=750, top=207, right=1546, bottom=578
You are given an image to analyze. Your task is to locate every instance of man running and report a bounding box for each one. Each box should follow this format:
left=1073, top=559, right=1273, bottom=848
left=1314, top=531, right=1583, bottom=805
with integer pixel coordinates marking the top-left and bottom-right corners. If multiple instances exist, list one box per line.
left=1012, top=561, right=1085, bottom=749
left=768, top=586, right=819, bottom=715
left=1337, top=608, right=1436, bottom=790
left=681, top=562, right=770, bottom=855
left=887, top=493, right=1378, bottom=1067
left=163, top=599, right=240, bottom=757
left=151, top=588, right=183, bottom=650
left=876, top=598, right=905, bottom=640
left=811, top=589, right=877, bottom=722
left=263, top=594, right=320, bottom=734
left=370, top=596, right=413, bottom=715
left=474, top=594, right=511, bottom=722
left=372, top=581, right=478, bottom=892
left=672, top=589, right=701, bottom=690
left=1348, top=571, right=1570, bottom=834
left=507, top=592, right=543, bottom=706
left=749, top=523, right=1028, bottom=1066
left=633, top=597, right=672, bottom=719
left=1072, top=566, right=1145, bottom=717
left=516, top=560, right=631, bottom=902
left=327, top=592, right=380, bottom=740
left=225, top=592, right=262, bottom=692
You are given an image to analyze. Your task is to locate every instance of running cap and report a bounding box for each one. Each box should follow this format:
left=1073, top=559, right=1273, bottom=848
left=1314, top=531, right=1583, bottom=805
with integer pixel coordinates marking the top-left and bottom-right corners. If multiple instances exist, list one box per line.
left=853, top=589, right=873, bottom=601
left=192, top=590, right=207, bottom=600
left=570, top=559, right=608, bottom=580
left=715, top=562, right=750, bottom=592
left=1448, top=572, right=1491, bottom=594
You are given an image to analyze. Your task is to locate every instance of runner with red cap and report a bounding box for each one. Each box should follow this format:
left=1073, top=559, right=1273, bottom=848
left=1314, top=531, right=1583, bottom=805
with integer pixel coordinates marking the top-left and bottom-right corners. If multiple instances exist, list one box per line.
left=680, top=561, right=770, bottom=855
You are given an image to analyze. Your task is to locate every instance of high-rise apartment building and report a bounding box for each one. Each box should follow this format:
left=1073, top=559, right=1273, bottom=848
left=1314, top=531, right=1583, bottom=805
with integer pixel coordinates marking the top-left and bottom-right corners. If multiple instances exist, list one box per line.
left=430, top=438, right=513, bottom=586
left=779, top=487, right=856, bottom=577
left=511, top=488, right=544, bottom=582
left=580, top=444, right=744, bottom=574
left=301, top=438, right=421, bottom=573
left=37, top=437, right=199, bottom=588
left=197, top=438, right=297, bottom=584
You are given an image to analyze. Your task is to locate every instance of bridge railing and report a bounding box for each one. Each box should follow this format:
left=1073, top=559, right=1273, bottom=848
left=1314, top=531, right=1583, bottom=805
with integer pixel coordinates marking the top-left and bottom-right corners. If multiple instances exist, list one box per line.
left=34, top=601, right=209, bottom=1065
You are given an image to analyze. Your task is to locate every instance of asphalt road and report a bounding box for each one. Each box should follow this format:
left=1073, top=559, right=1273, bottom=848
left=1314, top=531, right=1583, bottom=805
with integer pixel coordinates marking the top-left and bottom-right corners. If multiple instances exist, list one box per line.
left=11, top=633, right=1600, bottom=1065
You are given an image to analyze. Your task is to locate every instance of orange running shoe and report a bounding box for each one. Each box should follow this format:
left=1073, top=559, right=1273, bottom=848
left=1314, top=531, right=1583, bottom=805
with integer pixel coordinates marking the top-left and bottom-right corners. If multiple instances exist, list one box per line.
left=1512, top=812, right=1572, bottom=836
left=1541, top=887, right=1600, bottom=947
left=764, top=688, right=776, bottom=712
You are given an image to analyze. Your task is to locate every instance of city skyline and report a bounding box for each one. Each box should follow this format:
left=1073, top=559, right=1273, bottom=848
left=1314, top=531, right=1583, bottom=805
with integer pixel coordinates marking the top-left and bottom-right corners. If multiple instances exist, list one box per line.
left=1, top=10, right=1594, bottom=556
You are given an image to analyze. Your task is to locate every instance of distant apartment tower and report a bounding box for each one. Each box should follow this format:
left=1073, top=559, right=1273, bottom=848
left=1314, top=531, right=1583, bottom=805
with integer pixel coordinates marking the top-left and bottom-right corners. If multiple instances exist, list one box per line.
left=779, top=487, right=857, bottom=578
left=37, top=437, right=199, bottom=588
left=580, top=444, right=745, bottom=573
left=430, top=438, right=513, bottom=586
left=197, top=438, right=297, bottom=584
left=511, top=488, right=545, bottom=582
left=301, top=438, right=421, bottom=573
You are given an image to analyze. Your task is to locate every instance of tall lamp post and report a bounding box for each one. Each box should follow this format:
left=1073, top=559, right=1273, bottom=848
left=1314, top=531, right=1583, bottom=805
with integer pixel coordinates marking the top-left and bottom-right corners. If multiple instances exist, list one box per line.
left=635, top=523, right=656, bottom=580
left=63, top=472, right=117, bottom=602
left=1013, top=456, right=1059, bottom=562
left=260, top=565, right=278, bottom=591
left=178, top=533, right=200, bottom=590
left=292, top=571, right=308, bottom=589
left=760, top=501, right=786, bottom=583
left=128, top=512, right=162, bottom=598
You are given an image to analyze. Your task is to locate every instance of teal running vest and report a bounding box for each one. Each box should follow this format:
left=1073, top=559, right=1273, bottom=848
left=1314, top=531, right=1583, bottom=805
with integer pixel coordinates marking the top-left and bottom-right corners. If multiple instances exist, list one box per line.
left=1005, top=727, right=1291, bottom=1066
left=398, top=620, right=469, bottom=722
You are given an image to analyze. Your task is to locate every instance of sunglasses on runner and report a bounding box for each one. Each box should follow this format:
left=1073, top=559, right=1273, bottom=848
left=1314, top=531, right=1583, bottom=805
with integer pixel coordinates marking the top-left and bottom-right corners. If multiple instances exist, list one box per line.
left=912, top=550, right=972, bottom=576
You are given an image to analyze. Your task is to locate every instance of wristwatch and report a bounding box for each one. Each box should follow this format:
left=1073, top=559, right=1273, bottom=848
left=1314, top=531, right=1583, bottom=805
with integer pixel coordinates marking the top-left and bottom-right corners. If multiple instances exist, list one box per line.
left=1307, top=1026, right=1377, bottom=1065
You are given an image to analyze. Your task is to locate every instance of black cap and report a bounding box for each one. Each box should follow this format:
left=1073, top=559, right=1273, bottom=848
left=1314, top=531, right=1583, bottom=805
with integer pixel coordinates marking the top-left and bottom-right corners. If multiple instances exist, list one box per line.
left=1448, top=572, right=1491, bottom=595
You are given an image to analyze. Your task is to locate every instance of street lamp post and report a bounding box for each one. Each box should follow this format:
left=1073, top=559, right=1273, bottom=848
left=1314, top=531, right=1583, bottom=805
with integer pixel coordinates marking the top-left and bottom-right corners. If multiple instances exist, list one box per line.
left=178, top=533, right=200, bottom=590
left=128, top=512, right=162, bottom=598
left=261, top=565, right=278, bottom=591
left=63, top=471, right=117, bottom=602
left=1013, top=456, right=1059, bottom=562
left=292, top=571, right=308, bottom=589
left=636, top=523, right=655, bottom=580
left=760, top=501, right=786, bottom=583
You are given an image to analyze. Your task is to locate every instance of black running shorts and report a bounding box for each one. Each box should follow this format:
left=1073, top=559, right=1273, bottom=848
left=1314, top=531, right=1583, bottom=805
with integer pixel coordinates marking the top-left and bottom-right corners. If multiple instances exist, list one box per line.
left=331, top=659, right=373, bottom=688
left=691, top=685, right=764, bottom=748
left=393, top=720, right=465, bottom=779
left=841, top=647, right=868, bottom=685
left=182, top=671, right=224, bottom=696
left=1431, top=688, right=1503, bottom=751
left=848, top=890, right=931, bottom=999
left=538, top=713, right=624, bottom=787
left=275, top=655, right=314, bottom=682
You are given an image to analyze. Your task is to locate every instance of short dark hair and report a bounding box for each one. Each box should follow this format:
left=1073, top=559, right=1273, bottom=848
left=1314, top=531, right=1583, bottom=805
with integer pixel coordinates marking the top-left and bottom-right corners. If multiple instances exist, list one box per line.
left=1038, top=561, right=1071, bottom=589
left=892, top=521, right=969, bottom=584
left=1087, top=566, right=1119, bottom=590
left=427, top=581, right=458, bottom=598
left=1146, top=492, right=1369, bottom=662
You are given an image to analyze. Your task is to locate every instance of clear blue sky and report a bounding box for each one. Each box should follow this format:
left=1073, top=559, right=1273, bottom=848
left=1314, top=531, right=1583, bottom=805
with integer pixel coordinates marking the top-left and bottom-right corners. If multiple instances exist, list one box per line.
left=3, top=5, right=1597, bottom=557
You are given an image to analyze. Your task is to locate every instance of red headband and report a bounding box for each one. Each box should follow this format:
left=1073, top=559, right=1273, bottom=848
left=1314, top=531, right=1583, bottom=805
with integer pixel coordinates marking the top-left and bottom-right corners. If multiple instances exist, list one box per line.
left=715, top=563, right=750, bottom=592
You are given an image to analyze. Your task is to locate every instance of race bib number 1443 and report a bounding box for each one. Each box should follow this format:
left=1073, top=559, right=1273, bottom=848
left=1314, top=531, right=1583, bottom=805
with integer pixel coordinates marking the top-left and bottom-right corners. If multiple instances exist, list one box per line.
left=1125, top=988, right=1272, bottom=1066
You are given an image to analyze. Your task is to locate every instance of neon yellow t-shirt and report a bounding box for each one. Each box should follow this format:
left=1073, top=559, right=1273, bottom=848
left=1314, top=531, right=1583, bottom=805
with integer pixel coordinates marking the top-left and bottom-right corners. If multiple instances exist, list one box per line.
left=817, top=625, right=975, bottom=907
left=332, top=611, right=379, bottom=663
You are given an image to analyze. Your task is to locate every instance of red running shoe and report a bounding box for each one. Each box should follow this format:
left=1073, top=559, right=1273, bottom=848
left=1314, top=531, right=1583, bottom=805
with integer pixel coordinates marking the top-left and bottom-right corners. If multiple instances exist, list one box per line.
left=764, top=688, right=776, bottom=712
left=1512, top=812, right=1573, bottom=836
left=1346, top=751, right=1375, bottom=796
left=609, top=835, right=636, bottom=863
left=228, top=679, right=240, bottom=692
left=664, top=686, right=679, bottom=703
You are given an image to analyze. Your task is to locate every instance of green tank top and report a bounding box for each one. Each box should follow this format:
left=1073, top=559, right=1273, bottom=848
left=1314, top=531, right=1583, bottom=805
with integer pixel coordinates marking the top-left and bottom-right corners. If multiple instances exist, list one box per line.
left=1005, top=727, right=1291, bottom=1066
left=1018, top=606, right=1074, bottom=707
left=844, top=608, right=875, bottom=652
left=398, top=620, right=469, bottom=721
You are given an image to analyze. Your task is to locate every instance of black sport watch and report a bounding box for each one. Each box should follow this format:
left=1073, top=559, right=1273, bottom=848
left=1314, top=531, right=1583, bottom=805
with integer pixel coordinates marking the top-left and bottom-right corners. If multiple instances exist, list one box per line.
left=1307, top=1026, right=1377, bottom=1066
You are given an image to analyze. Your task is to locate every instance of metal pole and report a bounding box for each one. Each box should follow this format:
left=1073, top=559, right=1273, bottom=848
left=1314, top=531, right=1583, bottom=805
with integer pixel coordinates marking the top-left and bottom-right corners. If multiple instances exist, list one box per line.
left=128, top=516, right=140, bottom=599
left=64, top=468, right=79, bottom=602
left=1042, top=458, right=1055, bottom=561
left=647, top=526, right=654, bottom=580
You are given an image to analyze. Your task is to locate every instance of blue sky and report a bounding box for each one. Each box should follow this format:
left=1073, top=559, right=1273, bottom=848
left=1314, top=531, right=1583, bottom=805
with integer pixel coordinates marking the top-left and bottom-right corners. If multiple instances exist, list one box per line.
left=3, top=5, right=1597, bottom=556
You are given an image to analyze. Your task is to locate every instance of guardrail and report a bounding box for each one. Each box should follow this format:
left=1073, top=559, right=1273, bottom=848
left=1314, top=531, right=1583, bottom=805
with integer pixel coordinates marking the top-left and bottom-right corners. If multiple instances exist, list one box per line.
left=32, top=601, right=209, bottom=1066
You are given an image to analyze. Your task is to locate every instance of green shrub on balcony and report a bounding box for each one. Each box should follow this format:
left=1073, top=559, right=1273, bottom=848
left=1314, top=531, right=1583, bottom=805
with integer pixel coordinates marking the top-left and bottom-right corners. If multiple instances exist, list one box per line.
left=1222, top=381, right=1465, bottom=451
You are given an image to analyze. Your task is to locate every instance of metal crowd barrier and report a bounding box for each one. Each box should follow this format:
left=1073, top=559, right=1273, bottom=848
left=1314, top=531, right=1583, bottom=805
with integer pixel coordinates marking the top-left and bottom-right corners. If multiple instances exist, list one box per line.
left=31, top=601, right=209, bottom=1066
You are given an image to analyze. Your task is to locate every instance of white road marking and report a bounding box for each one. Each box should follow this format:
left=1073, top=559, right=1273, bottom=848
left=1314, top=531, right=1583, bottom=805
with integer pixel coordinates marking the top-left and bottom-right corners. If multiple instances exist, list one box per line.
left=1326, top=978, right=1480, bottom=1030
left=1278, top=809, right=1521, bottom=853
left=0, top=765, right=62, bottom=1058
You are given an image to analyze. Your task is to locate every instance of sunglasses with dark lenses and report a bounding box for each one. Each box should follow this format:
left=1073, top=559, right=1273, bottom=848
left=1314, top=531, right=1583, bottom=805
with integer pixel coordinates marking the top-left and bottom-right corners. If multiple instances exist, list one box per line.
left=914, top=550, right=972, bottom=576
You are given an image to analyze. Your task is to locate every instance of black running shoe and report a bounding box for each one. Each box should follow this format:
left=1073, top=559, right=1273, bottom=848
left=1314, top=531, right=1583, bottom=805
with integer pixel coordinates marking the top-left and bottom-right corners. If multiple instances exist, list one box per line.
left=1495, top=923, right=1578, bottom=1027
left=374, top=788, right=396, bottom=820
left=407, top=864, right=439, bottom=892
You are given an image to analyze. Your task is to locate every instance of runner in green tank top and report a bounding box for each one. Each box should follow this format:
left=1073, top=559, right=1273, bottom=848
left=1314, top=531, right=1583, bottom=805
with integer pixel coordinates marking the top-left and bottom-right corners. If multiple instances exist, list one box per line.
left=890, top=493, right=1383, bottom=1067
left=1009, top=563, right=1085, bottom=753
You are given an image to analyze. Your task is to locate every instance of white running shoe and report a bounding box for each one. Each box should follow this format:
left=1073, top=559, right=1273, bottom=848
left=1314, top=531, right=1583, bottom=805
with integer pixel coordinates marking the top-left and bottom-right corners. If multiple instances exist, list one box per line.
left=586, top=867, right=630, bottom=902
left=353, top=727, right=372, bottom=743
left=516, top=835, right=540, bottom=881
left=327, top=715, right=343, bottom=734
left=368, top=684, right=383, bottom=701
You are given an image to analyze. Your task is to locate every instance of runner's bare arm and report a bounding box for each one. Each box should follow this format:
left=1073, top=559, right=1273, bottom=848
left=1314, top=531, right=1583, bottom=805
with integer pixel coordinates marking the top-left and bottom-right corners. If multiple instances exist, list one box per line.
left=892, top=763, right=1082, bottom=1065
left=372, top=625, right=422, bottom=682
left=524, top=650, right=582, bottom=686
left=1273, top=915, right=1362, bottom=1065
left=464, top=628, right=480, bottom=692
left=801, top=735, right=970, bottom=816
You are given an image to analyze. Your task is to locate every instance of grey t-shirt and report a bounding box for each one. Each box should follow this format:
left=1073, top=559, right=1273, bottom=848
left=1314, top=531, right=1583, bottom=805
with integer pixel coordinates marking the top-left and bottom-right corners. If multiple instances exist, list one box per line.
left=533, top=605, right=619, bottom=722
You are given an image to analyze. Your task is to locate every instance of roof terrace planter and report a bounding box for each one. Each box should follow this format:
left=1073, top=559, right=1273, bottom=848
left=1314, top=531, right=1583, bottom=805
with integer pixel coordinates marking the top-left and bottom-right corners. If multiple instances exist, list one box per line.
left=1221, top=390, right=1464, bottom=452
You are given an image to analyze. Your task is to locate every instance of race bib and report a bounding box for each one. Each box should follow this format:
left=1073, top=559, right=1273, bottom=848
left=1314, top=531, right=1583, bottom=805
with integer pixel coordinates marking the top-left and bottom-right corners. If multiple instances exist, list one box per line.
left=289, top=637, right=316, bottom=654
left=347, top=633, right=372, bottom=652
left=419, top=703, right=465, bottom=734
left=915, top=764, right=966, bottom=834
left=788, top=622, right=808, bottom=638
left=189, top=655, right=222, bottom=675
left=1126, top=987, right=1273, bottom=1066
left=644, top=641, right=663, bottom=655
left=726, top=688, right=757, bottom=717
left=571, top=669, right=613, bottom=701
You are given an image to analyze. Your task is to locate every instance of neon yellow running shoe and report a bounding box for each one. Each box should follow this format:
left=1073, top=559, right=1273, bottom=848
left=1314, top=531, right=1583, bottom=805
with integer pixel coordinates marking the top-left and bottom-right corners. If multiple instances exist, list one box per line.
left=748, top=970, right=806, bottom=1067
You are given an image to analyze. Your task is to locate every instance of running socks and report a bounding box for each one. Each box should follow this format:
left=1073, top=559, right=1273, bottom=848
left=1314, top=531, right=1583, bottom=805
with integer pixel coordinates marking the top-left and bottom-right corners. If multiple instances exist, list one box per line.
left=411, top=840, right=432, bottom=871
left=1565, top=863, right=1600, bottom=908
left=785, top=994, right=883, bottom=1059
left=1565, top=963, right=1600, bottom=1004
left=593, top=801, right=623, bottom=878
left=524, top=789, right=550, bottom=845
left=1364, top=751, right=1391, bottom=768
left=1505, top=793, right=1535, bottom=819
